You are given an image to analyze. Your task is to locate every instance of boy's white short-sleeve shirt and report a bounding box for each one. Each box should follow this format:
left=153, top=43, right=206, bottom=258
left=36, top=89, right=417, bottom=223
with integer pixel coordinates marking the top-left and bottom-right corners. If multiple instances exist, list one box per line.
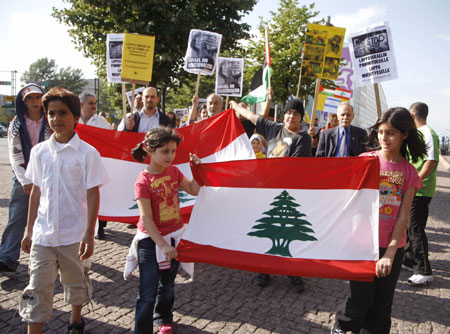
left=25, top=133, right=109, bottom=247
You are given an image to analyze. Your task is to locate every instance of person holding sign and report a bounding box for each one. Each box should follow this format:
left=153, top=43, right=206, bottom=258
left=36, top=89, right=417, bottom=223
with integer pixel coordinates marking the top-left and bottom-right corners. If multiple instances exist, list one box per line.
left=188, top=93, right=223, bottom=124
left=231, top=98, right=311, bottom=293
left=118, top=87, right=171, bottom=132
left=315, top=102, right=368, bottom=157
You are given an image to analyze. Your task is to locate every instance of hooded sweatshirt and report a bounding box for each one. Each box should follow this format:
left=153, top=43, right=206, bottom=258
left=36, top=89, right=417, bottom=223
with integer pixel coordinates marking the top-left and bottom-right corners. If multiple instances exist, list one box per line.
left=8, top=83, right=51, bottom=185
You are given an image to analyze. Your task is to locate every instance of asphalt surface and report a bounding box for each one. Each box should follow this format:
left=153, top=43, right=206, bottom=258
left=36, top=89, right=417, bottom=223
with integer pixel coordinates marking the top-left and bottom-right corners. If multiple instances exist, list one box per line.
left=0, top=136, right=449, bottom=333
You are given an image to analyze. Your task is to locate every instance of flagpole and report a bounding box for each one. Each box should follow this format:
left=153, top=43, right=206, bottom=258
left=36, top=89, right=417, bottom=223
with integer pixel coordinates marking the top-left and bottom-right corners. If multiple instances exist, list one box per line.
left=296, top=42, right=305, bottom=98
left=195, top=72, right=201, bottom=97
left=121, top=82, right=127, bottom=122
left=310, top=78, right=321, bottom=129
left=373, top=83, right=382, bottom=118
left=131, top=83, right=135, bottom=113
left=265, top=26, right=271, bottom=92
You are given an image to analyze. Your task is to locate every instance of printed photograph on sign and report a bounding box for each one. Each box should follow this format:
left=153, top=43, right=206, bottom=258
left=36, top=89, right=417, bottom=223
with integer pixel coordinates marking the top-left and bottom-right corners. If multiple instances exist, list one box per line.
left=109, top=41, right=123, bottom=59
left=305, top=27, right=327, bottom=46
left=301, top=61, right=322, bottom=78
left=326, top=34, right=344, bottom=57
left=303, top=45, right=325, bottom=62
left=352, top=29, right=390, bottom=58
left=184, top=29, right=222, bottom=76
left=215, top=57, right=244, bottom=97
left=322, top=57, right=341, bottom=79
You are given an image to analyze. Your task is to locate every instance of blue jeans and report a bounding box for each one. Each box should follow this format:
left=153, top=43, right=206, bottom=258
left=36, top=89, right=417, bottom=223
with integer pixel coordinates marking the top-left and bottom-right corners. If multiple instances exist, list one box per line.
left=134, top=237, right=179, bottom=333
left=0, top=179, right=29, bottom=270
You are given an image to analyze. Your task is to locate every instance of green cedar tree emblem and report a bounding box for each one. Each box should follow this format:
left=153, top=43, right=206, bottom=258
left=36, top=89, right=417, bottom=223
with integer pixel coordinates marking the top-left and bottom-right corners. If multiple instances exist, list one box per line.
left=178, top=189, right=195, bottom=203
left=247, top=190, right=317, bottom=257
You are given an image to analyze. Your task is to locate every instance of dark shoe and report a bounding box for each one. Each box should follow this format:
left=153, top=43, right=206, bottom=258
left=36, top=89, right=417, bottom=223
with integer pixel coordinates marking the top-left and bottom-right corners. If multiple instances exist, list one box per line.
left=127, top=224, right=137, bottom=229
left=290, top=276, right=305, bottom=293
left=96, top=226, right=105, bottom=240
left=68, top=318, right=85, bottom=334
left=0, top=261, right=15, bottom=272
left=254, top=273, right=270, bottom=287
left=330, top=322, right=346, bottom=334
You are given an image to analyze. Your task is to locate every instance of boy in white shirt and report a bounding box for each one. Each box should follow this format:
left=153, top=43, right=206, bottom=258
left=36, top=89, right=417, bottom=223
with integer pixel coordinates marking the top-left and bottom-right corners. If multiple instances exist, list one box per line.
left=20, top=87, right=108, bottom=334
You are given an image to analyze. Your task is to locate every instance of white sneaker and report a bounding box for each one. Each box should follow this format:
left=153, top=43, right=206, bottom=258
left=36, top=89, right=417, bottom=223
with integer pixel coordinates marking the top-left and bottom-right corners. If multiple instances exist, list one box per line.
left=407, top=274, right=434, bottom=285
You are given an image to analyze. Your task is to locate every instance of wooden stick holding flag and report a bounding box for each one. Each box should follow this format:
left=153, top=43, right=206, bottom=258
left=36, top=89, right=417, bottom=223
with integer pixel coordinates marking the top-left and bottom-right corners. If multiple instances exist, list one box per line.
left=296, top=42, right=305, bottom=98
left=265, top=25, right=271, bottom=93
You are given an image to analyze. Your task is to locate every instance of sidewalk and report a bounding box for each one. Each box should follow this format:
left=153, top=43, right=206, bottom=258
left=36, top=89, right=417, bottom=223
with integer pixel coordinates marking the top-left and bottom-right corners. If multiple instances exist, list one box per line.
left=0, top=137, right=449, bottom=333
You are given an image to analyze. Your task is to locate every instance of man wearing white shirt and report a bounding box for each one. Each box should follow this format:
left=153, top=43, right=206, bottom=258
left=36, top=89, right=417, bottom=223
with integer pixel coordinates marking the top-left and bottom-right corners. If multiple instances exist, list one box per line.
left=79, top=92, right=112, bottom=239
left=118, top=87, right=171, bottom=132
left=79, top=92, right=112, bottom=130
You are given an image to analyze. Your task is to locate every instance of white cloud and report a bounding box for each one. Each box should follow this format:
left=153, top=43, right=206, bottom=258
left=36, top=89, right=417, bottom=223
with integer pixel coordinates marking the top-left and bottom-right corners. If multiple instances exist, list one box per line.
left=332, top=5, right=387, bottom=38
left=436, top=34, right=450, bottom=43
left=5, top=11, right=97, bottom=81
left=442, top=86, right=450, bottom=98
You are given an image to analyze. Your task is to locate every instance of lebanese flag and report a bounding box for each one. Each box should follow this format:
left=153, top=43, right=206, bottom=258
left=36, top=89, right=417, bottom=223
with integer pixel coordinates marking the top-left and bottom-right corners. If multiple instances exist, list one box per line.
left=75, top=109, right=254, bottom=223
left=177, top=157, right=380, bottom=281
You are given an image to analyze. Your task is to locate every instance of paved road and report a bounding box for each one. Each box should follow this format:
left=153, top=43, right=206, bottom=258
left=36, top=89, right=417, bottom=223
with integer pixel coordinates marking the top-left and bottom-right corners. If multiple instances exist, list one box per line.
left=0, top=136, right=449, bottom=333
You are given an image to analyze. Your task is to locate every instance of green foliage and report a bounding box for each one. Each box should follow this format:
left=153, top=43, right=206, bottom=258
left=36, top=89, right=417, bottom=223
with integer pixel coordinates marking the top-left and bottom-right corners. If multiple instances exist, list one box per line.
left=248, top=190, right=317, bottom=257
left=21, top=57, right=87, bottom=94
left=244, top=0, right=323, bottom=104
left=52, top=0, right=257, bottom=113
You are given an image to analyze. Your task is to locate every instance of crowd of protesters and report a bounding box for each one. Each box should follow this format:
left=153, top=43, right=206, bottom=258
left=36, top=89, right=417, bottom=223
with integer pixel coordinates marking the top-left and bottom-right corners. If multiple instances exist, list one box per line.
left=0, top=82, right=439, bottom=334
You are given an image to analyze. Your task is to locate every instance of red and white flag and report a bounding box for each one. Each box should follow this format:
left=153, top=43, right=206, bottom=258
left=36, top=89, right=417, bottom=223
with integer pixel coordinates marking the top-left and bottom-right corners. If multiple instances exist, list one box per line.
left=177, top=157, right=380, bottom=281
left=76, top=109, right=254, bottom=223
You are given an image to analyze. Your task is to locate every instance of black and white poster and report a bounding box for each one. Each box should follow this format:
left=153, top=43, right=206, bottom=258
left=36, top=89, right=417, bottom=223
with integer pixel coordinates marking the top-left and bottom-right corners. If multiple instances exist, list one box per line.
left=215, top=57, right=244, bottom=97
left=348, top=22, right=398, bottom=86
left=106, top=33, right=125, bottom=83
left=184, top=29, right=222, bottom=76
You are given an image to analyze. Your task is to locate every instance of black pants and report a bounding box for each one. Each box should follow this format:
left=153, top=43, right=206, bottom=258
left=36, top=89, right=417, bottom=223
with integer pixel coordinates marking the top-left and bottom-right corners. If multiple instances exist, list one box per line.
left=336, top=248, right=404, bottom=334
left=403, top=196, right=432, bottom=275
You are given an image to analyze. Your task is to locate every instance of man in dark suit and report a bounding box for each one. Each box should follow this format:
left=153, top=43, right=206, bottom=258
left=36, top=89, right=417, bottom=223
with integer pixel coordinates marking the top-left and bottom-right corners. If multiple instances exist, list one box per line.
left=315, top=102, right=367, bottom=157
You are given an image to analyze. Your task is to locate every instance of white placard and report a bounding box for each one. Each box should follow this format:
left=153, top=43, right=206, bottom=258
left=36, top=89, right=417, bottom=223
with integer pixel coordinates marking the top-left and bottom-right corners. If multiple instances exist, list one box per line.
left=215, top=57, right=244, bottom=97
left=184, top=29, right=222, bottom=76
left=106, top=33, right=125, bottom=83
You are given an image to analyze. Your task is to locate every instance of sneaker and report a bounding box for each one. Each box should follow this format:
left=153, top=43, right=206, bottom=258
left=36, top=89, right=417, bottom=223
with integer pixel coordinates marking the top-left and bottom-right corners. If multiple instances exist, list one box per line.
left=0, top=261, right=15, bottom=272
left=289, top=276, right=305, bottom=293
left=407, top=274, right=433, bottom=286
left=330, top=322, right=345, bottom=334
left=401, top=264, right=414, bottom=271
left=67, top=318, right=85, bottom=334
left=159, top=324, right=174, bottom=334
left=254, top=273, right=270, bottom=287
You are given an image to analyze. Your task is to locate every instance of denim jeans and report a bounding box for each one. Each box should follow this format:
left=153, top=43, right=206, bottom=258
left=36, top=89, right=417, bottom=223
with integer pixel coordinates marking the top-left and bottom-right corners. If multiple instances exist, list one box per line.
left=134, top=237, right=179, bottom=333
left=0, top=179, right=29, bottom=270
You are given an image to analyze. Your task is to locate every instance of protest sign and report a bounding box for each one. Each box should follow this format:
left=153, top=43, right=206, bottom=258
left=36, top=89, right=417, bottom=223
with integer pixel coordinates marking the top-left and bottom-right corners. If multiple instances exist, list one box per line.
left=125, top=86, right=145, bottom=107
left=336, top=46, right=355, bottom=98
left=121, top=33, right=155, bottom=85
left=348, top=22, right=398, bottom=86
left=302, top=24, right=346, bottom=80
left=317, top=86, right=351, bottom=114
left=184, top=29, right=222, bottom=76
left=106, top=33, right=124, bottom=83
left=215, top=57, right=244, bottom=97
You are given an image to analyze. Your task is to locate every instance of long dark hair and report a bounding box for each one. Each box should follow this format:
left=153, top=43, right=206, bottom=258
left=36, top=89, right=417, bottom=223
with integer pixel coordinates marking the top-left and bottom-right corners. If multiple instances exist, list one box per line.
left=131, top=127, right=181, bottom=162
left=367, top=107, right=427, bottom=163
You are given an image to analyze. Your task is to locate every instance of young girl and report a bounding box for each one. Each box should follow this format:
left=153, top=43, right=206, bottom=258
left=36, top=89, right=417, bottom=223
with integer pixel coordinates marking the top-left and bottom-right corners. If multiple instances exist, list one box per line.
left=131, top=128, right=200, bottom=334
left=331, top=107, right=427, bottom=334
left=250, top=133, right=267, bottom=159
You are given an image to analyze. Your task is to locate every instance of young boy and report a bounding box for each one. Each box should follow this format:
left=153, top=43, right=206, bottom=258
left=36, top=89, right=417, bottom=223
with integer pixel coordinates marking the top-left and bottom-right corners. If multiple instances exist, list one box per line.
left=19, top=87, right=108, bottom=334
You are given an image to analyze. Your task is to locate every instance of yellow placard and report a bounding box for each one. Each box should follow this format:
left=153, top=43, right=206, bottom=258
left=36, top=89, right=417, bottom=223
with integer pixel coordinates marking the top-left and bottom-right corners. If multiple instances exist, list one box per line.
left=121, top=33, right=155, bottom=84
left=302, top=24, right=346, bottom=80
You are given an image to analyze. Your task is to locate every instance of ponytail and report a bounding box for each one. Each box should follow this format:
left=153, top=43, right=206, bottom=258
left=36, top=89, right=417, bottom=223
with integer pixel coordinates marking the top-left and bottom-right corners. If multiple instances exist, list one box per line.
left=131, top=141, right=148, bottom=162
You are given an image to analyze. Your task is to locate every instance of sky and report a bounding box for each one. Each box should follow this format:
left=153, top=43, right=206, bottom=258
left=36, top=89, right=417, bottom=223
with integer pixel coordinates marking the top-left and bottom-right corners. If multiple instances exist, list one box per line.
left=1, top=0, right=450, bottom=136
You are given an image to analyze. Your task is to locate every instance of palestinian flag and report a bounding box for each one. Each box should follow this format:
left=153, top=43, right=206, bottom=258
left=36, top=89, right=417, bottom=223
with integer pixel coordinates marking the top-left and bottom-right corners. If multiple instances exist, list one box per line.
left=76, top=109, right=254, bottom=223
left=177, top=157, right=380, bottom=281
left=241, top=64, right=271, bottom=105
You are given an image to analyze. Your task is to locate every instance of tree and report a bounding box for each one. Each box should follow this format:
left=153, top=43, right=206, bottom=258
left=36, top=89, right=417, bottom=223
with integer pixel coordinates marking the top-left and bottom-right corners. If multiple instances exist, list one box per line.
left=52, top=0, right=257, bottom=94
left=247, top=190, right=317, bottom=257
left=21, top=57, right=87, bottom=94
left=244, top=0, right=326, bottom=104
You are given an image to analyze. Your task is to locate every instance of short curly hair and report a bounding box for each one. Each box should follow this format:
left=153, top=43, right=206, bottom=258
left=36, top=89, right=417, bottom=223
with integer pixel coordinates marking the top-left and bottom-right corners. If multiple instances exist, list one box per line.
left=42, top=87, right=81, bottom=118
